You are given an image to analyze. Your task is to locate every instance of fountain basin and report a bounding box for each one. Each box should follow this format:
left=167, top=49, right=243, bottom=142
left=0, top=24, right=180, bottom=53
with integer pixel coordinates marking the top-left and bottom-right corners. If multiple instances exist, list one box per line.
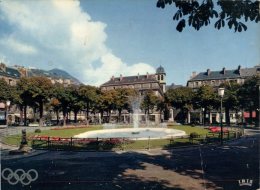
left=74, top=128, right=186, bottom=140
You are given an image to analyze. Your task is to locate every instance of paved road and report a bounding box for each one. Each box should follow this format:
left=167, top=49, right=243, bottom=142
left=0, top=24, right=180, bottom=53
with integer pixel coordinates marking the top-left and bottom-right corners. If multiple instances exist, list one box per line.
left=1, top=129, right=259, bottom=190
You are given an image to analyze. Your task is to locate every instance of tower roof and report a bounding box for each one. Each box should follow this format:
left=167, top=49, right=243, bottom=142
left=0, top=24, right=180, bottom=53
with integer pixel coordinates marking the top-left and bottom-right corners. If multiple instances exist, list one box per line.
left=156, top=65, right=165, bottom=74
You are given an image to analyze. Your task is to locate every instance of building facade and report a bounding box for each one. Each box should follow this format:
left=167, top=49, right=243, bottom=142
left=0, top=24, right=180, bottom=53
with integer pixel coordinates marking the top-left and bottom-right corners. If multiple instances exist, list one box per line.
left=0, top=63, right=23, bottom=86
left=187, top=65, right=260, bottom=89
left=100, top=66, right=166, bottom=97
left=186, top=65, right=260, bottom=125
left=100, top=66, right=167, bottom=123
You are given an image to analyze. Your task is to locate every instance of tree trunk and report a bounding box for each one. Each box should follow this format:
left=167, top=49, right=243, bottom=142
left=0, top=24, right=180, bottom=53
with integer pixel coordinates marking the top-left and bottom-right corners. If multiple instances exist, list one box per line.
left=39, top=101, right=44, bottom=127
left=87, top=102, right=89, bottom=118
left=24, top=105, right=27, bottom=126
left=108, top=110, right=111, bottom=123
left=19, top=105, right=23, bottom=125
left=56, top=111, right=59, bottom=125
left=74, top=111, right=78, bottom=123
left=63, top=109, right=67, bottom=127
left=101, top=111, right=103, bottom=123
left=256, top=109, right=259, bottom=128
left=86, top=102, right=90, bottom=125
left=118, top=109, right=122, bottom=123
left=249, top=109, right=253, bottom=125
left=225, top=107, right=230, bottom=126
left=33, top=107, right=37, bottom=123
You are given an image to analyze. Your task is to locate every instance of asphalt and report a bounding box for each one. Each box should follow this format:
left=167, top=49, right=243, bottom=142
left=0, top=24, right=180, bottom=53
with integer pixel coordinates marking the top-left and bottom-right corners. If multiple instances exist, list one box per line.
left=1, top=129, right=259, bottom=190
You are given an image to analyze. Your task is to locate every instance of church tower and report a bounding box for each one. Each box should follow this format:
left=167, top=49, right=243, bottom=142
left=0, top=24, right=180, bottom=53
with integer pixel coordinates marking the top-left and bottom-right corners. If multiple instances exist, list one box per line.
left=156, top=65, right=166, bottom=93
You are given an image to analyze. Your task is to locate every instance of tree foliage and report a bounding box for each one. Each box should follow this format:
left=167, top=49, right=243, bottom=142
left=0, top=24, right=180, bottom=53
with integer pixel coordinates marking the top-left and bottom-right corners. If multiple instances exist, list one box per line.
left=141, top=90, right=160, bottom=115
left=193, top=85, right=219, bottom=111
left=157, top=0, right=260, bottom=32
left=166, top=87, right=194, bottom=111
left=0, top=79, right=12, bottom=102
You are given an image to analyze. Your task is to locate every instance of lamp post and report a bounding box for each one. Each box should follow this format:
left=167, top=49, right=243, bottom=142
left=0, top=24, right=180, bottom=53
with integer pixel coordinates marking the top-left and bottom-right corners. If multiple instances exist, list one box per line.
left=6, top=100, right=11, bottom=126
left=202, top=108, right=205, bottom=126
left=218, top=88, right=225, bottom=145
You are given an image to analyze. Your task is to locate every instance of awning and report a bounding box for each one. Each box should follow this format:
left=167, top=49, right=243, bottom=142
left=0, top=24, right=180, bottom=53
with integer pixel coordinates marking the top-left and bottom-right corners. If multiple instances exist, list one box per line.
left=243, top=111, right=256, bottom=118
left=0, top=103, right=5, bottom=109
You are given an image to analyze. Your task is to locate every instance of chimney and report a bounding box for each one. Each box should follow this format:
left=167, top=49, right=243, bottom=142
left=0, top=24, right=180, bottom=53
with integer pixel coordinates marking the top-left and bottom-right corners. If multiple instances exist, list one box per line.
left=146, top=72, right=149, bottom=78
left=222, top=67, right=226, bottom=75
left=191, top=71, right=197, bottom=78
left=120, top=74, right=123, bottom=81
left=111, top=75, right=114, bottom=81
left=237, top=65, right=241, bottom=75
left=0, top=63, right=6, bottom=72
left=207, top=69, right=211, bottom=76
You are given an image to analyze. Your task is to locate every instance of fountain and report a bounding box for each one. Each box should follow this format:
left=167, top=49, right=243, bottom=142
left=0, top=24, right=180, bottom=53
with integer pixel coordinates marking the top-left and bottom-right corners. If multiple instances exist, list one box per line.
left=74, top=96, right=186, bottom=140
left=131, top=96, right=142, bottom=129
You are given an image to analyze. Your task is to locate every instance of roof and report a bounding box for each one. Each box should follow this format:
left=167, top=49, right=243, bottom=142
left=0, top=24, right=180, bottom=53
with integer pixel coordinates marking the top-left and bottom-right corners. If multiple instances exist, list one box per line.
left=101, top=74, right=159, bottom=86
left=156, top=65, right=165, bottom=74
left=0, top=67, right=21, bottom=79
left=188, top=67, right=258, bottom=82
left=166, top=83, right=183, bottom=91
left=240, top=68, right=258, bottom=77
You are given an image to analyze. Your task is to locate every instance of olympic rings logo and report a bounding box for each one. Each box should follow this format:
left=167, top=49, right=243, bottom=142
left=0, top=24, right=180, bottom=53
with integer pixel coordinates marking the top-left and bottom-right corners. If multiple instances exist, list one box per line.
left=1, top=168, right=38, bottom=186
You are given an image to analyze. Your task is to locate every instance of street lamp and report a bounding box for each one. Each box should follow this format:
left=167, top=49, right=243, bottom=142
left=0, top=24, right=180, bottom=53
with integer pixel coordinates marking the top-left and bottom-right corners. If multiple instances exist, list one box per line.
left=202, top=108, right=205, bottom=126
left=6, top=100, right=11, bottom=126
left=218, top=88, right=225, bottom=145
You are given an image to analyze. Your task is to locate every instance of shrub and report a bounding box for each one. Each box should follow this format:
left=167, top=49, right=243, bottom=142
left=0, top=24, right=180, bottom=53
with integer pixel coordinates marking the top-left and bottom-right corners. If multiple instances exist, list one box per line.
left=35, top=129, right=41, bottom=133
left=190, top=123, right=195, bottom=127
left=190, top=132, right=199, bottom=138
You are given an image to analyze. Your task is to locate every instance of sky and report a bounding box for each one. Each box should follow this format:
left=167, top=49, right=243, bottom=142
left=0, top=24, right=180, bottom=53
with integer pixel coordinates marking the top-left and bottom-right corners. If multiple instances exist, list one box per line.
left=0, top=0, right=259, bottom=86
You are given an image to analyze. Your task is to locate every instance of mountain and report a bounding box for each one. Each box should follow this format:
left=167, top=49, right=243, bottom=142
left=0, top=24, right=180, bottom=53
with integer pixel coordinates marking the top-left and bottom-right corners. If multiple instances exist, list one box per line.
left=28, top=68, right=81, bottom=85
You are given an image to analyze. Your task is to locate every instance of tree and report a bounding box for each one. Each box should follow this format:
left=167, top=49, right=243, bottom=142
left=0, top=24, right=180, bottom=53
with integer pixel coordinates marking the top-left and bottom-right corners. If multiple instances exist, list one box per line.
left=141, top=90, right=159, bottom=121
left=156, top=97, right=168, bottom=122
left=69, top=85, right=84, bottom=123
left=220, top=81, right=241, bottom=125
left=238, top=75, right=260, bottom=125
left=193, top=85, right=219, bottom=124
left=16, top=77, right=36, bottom=126
left=114, top=88, right=137, bottom=122
left=26, top=77, right=52, bottom=127
left=50, top=97, right=61, bottom=124
left=166, top=87, right=194, bottom=123
left=101, top=90, right=117, bottom=123
left=52, top=84, right=74, bottom=126
left=79, top=85, right=98, bottom=123
left=157, top=0, right=260, bottom=32
left=0, top=79, right=12, bottom=102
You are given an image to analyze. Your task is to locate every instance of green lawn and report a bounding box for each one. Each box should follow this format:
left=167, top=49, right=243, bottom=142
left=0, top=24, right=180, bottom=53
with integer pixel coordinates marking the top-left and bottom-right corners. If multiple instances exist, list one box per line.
left=2, top=126, right=103, bottom=146
left=168, top=125, right=209, bottom=135
left=2, top=125, right=236, bottom=149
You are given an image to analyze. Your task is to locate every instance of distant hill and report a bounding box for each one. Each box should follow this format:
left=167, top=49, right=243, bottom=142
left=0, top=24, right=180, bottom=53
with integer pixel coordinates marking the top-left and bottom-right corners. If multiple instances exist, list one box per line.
left=28, top=68, right=81, bottom=85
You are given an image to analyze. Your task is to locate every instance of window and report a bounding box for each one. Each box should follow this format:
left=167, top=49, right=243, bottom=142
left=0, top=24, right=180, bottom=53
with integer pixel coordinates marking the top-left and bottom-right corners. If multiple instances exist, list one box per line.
left=161, top=75, right=164, bottom=80
left=142, top=83, right=150, bottom=89
left=152, top=83, right=158, bottom=87
left=134, top=84, right=141, bottom=89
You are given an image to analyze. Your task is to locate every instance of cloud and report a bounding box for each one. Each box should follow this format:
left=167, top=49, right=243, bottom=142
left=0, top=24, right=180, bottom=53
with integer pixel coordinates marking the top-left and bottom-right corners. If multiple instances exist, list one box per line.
left=0, top=0, right=155, bottom=86
left=0, top=37, right=37, bottom=54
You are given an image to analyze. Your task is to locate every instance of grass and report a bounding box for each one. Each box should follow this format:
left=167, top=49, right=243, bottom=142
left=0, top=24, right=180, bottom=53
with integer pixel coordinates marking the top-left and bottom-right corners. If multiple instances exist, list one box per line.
left=2, top=126, right=103, bottom=146
left=168, top=125, right=209, bottom=136
left=2, top=125, right=237, bottom=150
